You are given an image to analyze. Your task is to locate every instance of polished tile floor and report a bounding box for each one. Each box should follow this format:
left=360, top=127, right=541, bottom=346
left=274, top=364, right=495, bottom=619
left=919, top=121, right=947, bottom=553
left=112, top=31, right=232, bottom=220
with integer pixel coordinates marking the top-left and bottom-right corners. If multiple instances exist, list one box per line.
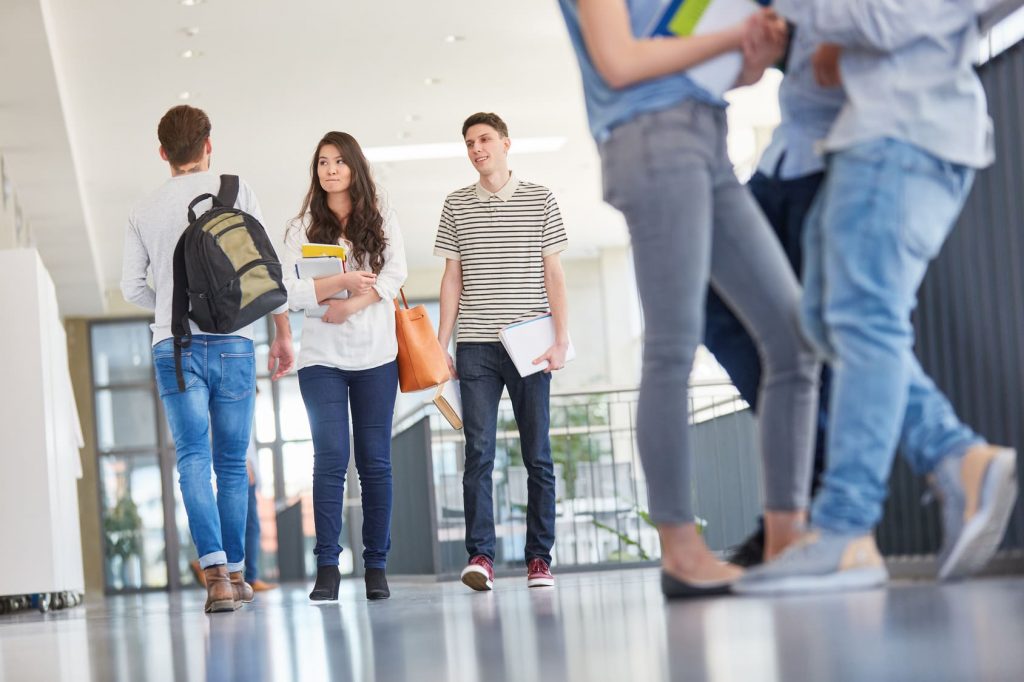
left=2, top=569, right=1024, bottom=681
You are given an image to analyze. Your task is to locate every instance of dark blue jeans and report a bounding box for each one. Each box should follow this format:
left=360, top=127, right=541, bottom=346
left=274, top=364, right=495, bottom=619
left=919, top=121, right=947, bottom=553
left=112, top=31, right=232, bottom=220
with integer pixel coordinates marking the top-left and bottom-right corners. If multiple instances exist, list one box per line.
left=245, top=482, right=260, bottom=581
left=704, top=169, right=830, bottom=493
left=457, top=342, right=556, bottom=565
left=298, top=361, right=399, bottom=569
left=154, top=335, right=254, bottom=572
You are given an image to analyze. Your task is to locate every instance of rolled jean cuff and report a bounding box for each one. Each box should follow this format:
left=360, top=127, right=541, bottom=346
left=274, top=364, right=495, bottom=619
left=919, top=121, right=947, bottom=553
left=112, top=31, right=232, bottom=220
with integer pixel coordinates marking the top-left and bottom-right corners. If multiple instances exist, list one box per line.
left=199, top=551, right=227, bottom=569
left=226, top=560, right=246, bottom=574
left=934, top=436, right=987, bottom=472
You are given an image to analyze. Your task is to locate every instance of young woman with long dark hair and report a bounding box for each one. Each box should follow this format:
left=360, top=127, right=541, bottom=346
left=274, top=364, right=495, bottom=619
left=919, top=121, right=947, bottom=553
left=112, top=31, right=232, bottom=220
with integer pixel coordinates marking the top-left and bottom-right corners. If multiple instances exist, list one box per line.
left=282, top=131, right=407, bottom=601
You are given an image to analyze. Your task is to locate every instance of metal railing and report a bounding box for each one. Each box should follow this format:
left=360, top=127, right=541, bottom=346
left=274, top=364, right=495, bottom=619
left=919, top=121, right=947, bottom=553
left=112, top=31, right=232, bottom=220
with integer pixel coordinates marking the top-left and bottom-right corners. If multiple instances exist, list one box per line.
left=393, top=382, right=762, bottom=575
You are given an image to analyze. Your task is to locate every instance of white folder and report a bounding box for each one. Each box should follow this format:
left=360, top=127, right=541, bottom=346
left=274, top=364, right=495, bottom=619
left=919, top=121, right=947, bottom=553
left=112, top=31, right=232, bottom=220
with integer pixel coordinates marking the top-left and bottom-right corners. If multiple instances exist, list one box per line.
left=498, top=313, right=576, bottom=378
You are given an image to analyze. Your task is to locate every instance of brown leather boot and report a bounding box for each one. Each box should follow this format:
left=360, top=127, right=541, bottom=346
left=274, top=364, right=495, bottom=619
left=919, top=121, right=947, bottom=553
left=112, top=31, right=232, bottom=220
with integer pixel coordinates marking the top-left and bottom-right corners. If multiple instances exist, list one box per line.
left=204, top=565, right=238, bottom=613
left=230, top=571, right=254, bottom=604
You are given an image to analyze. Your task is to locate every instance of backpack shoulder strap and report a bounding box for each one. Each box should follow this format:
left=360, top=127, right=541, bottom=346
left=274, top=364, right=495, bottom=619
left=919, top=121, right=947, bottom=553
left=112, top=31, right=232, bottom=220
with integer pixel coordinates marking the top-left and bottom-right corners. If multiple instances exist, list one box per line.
left=217, top=174, right=240, bottom=209
left=170, top=230, right=192, bottom=392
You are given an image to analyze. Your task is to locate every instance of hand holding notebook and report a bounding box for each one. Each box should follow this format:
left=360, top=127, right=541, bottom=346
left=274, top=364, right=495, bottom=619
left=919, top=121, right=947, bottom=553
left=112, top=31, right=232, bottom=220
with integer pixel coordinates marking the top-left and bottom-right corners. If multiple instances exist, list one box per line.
left=498, top=313, right=576, bottom=378
left=432, top=380, right=463, bottom=430
left=296, top=256, right=347, bottom=318
left=647, top=0, right=769, bottom=97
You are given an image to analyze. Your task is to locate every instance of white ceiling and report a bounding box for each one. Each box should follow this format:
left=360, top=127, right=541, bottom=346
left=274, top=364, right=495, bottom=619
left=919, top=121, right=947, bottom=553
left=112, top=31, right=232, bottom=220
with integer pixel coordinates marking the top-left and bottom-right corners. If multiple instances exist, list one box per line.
left=2, top=0, right=782, bottom=317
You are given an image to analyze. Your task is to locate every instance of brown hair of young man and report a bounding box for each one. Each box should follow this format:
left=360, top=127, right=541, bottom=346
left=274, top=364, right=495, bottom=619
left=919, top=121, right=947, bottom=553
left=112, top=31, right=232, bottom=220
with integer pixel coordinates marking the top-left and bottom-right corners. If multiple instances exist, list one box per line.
left=157, top=105, right=212, bottom=170
left=461, top=112, right=509, bottom=139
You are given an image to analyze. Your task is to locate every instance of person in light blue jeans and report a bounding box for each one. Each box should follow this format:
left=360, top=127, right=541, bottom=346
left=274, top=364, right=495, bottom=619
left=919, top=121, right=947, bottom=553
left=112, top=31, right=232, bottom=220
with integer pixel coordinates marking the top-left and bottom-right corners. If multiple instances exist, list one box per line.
left=122, top=105, right=294, bottom=612
left=736, top=0, right=1019, bottom=596
left=154, top=336, right=256, bottom=577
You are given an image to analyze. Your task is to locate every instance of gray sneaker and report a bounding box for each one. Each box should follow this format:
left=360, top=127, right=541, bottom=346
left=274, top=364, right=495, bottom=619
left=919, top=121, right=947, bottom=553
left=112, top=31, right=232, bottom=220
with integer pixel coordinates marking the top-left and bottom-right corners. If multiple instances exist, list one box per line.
left=931, top=445, right=1018, bottom=581
left=733, top=530, right=888, bottom=596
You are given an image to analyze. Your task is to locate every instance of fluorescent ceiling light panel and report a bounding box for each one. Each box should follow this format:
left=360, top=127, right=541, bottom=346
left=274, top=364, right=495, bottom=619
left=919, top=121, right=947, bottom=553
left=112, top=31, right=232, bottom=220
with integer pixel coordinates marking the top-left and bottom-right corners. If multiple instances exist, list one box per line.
left=364, top=137, right=566, bottom=163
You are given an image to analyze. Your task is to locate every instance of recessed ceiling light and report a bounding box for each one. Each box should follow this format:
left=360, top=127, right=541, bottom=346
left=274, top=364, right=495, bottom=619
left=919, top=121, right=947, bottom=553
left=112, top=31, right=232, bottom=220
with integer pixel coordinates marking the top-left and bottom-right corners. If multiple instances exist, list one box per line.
left=404, top=114, right=421, bottom=123
left=180, top=0, right=204, bottom=6
left=423, top=77, right=441, bottom=86
left=398, top=131, right=413, bottom=140
left=180, top=49, right=200, bottom=58
left=444, top=35, right=465, bottom=43
left=181, top=26, right=200, bottom=37
left=179, top=91, right=192, bottom=100
left=364, top=136, right=567, bottom=163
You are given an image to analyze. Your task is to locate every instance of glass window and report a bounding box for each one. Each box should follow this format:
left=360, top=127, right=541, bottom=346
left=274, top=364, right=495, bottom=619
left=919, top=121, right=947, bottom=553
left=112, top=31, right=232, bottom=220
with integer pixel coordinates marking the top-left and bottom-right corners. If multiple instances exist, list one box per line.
left=95, top=388, right=158, bottom=452
left=282, top=440, right=314, bottom=499
left=254, top=379, right=276, bottom=443
left=91, top=322, right=154, bottom=386
left=173, top=483, right=197, bottom=587
left=278, top=377, right=311, bottom=441
left=100, top=454, right=166, bottom=590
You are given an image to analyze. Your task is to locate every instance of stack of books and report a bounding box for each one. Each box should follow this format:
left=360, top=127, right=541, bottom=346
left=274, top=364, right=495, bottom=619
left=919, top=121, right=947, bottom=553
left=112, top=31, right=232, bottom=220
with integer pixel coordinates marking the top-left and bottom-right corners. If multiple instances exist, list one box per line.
left=296, top=243, right=348, bottom=318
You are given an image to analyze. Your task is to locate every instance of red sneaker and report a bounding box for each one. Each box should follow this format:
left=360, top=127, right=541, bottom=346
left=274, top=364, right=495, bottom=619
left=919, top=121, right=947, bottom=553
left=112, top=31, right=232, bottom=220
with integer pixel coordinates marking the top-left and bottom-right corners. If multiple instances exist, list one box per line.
left=461, top=555, right=494, bottom=591
left=527, top=558, right=555, bottom=587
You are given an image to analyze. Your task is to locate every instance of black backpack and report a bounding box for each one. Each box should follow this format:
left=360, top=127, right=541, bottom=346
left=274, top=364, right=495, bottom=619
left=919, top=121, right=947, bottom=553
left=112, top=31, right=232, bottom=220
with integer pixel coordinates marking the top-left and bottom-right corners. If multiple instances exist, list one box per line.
left=170, top=175, right=287, bottom=391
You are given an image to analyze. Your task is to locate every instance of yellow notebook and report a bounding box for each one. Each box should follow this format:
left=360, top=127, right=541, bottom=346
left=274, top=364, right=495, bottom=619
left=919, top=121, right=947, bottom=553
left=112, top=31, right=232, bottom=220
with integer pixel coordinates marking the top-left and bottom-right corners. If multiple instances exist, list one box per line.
left=302, top=243, right=348, bottom=260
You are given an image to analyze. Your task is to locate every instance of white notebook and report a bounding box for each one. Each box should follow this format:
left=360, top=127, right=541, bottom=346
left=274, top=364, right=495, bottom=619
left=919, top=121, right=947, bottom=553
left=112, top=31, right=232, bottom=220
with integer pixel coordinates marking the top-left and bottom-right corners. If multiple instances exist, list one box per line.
left=296, top=257, right=347, bottom=318
left=498, top=313, right=576, bottom=378
left=646, top=0, right=763, bottom=98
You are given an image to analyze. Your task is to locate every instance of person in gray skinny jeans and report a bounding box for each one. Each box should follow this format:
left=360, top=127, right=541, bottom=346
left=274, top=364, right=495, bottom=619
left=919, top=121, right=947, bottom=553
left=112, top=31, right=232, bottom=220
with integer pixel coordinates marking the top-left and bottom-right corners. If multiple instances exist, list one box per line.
left=558, top=0, right=820, bottom=597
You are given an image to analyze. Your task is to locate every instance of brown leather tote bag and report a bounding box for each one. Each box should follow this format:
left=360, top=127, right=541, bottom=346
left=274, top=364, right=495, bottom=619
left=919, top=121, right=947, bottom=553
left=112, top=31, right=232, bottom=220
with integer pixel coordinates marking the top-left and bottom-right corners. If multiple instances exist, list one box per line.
left=394, top=289, right=450, bottom=392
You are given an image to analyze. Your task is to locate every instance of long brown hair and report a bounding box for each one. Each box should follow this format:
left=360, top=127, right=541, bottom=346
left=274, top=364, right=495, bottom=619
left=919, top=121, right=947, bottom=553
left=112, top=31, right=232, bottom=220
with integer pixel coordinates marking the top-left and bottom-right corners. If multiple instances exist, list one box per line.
left=293, top=131, right=386, bottom=274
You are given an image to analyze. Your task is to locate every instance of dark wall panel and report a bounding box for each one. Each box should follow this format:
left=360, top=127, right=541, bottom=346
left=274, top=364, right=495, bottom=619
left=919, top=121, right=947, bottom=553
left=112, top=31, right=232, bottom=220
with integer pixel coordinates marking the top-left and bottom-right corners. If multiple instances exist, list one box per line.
left=909, top=40, right=1024, bottom=551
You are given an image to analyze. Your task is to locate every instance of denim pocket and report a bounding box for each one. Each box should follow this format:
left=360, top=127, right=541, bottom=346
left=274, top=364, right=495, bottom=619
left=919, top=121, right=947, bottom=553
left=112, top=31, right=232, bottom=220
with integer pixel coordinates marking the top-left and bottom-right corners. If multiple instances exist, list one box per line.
left=216, top=352, right=255, bottom=400
left=898, top=152, right=973, bottom=261
left=153, top=352, right=197, bottom=397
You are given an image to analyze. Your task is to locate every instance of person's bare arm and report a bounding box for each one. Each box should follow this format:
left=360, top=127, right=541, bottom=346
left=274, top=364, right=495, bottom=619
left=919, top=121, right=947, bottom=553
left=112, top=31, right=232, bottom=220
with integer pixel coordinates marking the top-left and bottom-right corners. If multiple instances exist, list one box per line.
left=438, top=258, right=462, bottom=378
left=533, top=254, right=571, bottom=373
left=578, top=0, right=749, bottom=88
left=268, top=312, right=294, bottom=380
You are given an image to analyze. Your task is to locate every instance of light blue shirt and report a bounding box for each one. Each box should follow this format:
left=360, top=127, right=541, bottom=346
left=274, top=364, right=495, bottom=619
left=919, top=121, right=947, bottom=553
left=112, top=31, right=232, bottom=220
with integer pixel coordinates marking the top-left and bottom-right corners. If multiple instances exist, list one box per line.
left=756, top=27, right=846, bottom=179
left=774, top=0, right=998, bottom=169
left=558, top=0, right=726, bottom=142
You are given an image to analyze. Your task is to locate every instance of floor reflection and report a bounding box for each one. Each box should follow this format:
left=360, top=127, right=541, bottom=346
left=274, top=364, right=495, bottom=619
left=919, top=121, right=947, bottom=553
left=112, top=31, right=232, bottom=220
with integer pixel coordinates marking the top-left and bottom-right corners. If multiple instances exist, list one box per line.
left=2, top=571, right=1023, bottom=681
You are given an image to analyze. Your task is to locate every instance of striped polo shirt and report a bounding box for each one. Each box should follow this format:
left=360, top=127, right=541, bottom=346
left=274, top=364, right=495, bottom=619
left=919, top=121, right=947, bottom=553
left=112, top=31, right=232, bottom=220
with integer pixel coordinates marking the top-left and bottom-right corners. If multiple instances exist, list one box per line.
left=433, top=172, right=568, bottom=342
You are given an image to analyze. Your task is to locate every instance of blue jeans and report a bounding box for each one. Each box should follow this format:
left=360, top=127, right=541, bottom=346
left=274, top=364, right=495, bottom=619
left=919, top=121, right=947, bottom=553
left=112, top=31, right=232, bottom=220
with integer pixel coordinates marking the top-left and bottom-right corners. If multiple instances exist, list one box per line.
left=802, top=138, right=983, bottom=533
left=298, top=361, right=398, bottom=569
left=457, top=342, right=556, bottom=564
left=154, top=335, right=255, bottom=572
left=245, top=481, right=260, bottom=581
left=704, top=169, right=831, bottom=494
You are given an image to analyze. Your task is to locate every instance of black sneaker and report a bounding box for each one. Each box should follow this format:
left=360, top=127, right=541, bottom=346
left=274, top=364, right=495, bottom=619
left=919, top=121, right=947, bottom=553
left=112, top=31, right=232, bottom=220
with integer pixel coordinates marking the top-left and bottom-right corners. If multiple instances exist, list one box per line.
left=726, top=524, right=765, bottom=568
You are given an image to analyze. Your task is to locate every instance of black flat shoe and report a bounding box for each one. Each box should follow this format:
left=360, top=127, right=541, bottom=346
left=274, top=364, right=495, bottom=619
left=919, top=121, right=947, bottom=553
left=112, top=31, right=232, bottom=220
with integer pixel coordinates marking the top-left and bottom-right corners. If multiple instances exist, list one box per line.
left=364, top=568, right=390, bottom=600
left=309, top=565, right=341, bottom=601
left=725, top=524, right=766, bottom=568
left=660, top=570, right=733, bottom=599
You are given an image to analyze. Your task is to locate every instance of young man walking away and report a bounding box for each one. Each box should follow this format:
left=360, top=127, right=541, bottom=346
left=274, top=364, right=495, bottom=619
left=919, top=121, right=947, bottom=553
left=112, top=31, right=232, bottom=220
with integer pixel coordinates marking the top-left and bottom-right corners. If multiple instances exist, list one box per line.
left=121, top=105, right=294, bottom=612
left=434, top=112, right=570, bottom=591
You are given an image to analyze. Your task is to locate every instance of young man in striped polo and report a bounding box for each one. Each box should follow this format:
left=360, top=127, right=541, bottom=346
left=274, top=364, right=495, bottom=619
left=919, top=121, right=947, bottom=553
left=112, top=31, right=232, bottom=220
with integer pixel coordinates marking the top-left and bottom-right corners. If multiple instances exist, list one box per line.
left=434, top=112, right=570, bottom=591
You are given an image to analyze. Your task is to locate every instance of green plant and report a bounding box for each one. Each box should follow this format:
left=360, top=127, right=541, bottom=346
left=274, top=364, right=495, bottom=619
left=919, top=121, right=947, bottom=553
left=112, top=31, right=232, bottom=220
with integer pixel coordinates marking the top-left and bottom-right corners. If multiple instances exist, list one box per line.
left=592, top=518, right=651, bottom=561
left=590, top=508, right=708, bottom=562
left=103, top=495, right=143, bottom=562
left=499, top=396, right=612, bottom=498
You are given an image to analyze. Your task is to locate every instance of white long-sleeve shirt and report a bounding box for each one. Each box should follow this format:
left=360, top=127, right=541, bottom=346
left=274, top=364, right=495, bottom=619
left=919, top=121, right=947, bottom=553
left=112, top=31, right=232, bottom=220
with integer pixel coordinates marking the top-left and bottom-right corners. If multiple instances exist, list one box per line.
left=121, top=171, right=287, bottom=345
left=774, top=0, right=1000, bottom=168
left=282, top=209, right=408, bottom=371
